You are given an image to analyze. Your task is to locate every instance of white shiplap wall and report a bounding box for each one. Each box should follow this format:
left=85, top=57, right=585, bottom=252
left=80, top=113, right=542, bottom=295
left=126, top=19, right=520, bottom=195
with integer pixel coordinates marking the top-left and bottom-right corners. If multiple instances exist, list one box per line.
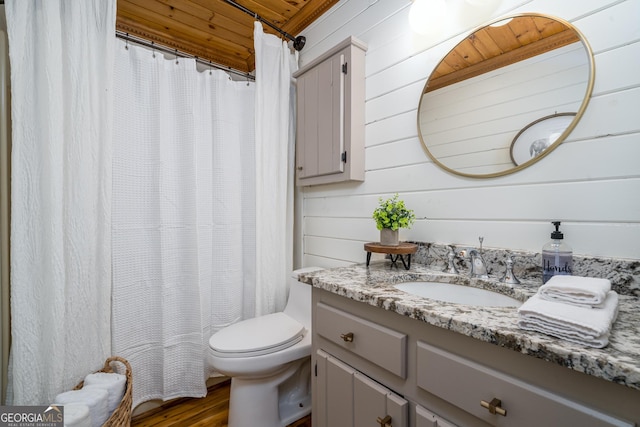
left=295, top=0, right=640, bottom=269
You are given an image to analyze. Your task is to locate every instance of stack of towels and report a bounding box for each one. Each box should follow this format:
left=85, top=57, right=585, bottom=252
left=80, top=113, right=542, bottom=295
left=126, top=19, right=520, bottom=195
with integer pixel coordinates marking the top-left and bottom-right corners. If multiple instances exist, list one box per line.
left=517, top=275, right=619, bottom=348
left=54, top=372, right=126, bottom=427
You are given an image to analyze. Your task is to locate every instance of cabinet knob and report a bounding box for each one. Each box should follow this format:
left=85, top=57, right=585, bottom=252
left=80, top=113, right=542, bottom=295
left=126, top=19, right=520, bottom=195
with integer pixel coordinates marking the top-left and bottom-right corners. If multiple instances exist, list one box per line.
left=480, top=398, right=507, bottom=416
left=340, top=332, right=354, bottom=342
left=376, top=415, right=392, bottom=427
left=297, top=166, right=303, bottom=170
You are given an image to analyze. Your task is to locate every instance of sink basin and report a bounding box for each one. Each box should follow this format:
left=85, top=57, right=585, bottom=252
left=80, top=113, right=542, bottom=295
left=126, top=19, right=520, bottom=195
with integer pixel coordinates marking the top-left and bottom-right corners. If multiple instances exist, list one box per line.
left=394, top=281, right=522, bottom=307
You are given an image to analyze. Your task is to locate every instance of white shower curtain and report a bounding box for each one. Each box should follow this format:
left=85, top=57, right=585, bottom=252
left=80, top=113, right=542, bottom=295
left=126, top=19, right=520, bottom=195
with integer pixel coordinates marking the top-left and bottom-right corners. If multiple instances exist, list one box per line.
left=253, top=22, right=298, bottom=315
left=5, top=0, right=115, bottom=404
left=112, top=40, right=257, bottom=406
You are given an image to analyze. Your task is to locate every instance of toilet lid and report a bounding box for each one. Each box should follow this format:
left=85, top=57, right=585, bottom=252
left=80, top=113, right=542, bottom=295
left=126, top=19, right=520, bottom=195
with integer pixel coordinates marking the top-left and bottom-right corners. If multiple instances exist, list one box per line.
left=209, top=312, right=305, bottom=358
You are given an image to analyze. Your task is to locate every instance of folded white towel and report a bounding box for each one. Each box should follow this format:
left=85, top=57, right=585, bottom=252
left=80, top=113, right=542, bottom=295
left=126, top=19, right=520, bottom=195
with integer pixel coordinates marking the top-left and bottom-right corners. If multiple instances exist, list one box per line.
left=60, top=403, right=91, bottom=427
left=54, top=388, right=109, bottom=427
left=517, top=291, right=619, bottom=348
left=83, top=372, right=127, bottom=414
left=539, top=275, right=611, bottom=307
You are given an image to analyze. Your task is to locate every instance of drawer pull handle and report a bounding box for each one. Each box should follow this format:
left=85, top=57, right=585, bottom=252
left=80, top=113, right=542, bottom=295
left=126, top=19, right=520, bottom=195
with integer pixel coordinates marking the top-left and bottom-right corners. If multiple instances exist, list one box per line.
left=340, top=332, right=354, bottom=342
left=481, top=398, right=507, bottom=416
left=376, top=415, right=392, bottom=426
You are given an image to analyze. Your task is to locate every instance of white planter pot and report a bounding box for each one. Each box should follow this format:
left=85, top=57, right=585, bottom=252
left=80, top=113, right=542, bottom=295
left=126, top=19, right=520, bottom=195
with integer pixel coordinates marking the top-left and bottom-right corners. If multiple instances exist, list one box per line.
left=380, top=229, right=399, bottom=246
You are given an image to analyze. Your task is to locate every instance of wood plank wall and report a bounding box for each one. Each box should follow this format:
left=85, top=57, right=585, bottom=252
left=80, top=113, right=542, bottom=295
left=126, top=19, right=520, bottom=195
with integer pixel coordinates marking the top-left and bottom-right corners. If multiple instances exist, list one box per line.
left=294, top=0, right=640, bottom=268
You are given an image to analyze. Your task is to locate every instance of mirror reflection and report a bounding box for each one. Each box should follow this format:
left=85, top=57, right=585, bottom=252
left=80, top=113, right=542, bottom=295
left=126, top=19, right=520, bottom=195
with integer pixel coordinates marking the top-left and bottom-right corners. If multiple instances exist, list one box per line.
left=418, top=14, right=594, bottom=178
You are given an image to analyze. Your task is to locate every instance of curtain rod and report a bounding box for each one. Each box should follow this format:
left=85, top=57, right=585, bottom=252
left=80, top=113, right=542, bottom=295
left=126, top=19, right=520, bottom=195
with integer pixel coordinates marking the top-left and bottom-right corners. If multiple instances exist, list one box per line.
left=223, top=0, right=306, bottom=51
left=116, top=31, right=255, bottom=81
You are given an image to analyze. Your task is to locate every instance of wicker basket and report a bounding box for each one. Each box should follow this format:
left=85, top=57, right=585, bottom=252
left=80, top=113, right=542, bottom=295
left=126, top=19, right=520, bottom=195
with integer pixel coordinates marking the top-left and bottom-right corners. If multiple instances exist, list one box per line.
left=73, top=356, right=133, bottom=427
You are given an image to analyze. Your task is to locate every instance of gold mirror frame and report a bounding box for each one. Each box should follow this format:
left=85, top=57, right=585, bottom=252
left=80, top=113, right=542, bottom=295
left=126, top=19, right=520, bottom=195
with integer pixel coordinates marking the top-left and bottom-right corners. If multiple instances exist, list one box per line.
left=417, top=13, right=595, bottom=178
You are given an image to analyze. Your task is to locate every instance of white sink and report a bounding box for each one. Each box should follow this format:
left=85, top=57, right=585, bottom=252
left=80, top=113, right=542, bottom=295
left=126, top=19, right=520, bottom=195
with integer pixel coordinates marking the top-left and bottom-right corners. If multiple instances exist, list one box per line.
left=394, top=281, right=522, bottom=307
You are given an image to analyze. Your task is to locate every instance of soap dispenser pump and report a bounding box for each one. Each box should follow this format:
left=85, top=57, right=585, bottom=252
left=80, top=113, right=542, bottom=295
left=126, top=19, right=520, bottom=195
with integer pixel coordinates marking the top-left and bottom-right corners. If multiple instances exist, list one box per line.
left=542, top=221, right=573, bottom=284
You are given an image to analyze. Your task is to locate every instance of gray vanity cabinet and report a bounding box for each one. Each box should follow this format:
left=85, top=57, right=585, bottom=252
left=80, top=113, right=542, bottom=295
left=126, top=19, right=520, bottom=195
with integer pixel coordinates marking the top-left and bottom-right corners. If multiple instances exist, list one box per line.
left=312, top=287, right=639, bottom=427
left=293, top=37, right=366, bottom=187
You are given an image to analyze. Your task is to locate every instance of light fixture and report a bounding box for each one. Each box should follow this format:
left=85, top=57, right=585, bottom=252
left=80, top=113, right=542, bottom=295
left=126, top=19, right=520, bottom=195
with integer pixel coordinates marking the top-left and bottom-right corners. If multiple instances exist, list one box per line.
left=409, top=0, right=447, bottom=36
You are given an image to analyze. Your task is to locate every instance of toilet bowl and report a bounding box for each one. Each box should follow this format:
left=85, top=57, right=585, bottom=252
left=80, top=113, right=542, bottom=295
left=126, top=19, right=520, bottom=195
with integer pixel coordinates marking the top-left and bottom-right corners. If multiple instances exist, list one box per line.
left=208, top=267, right=322, bottom=427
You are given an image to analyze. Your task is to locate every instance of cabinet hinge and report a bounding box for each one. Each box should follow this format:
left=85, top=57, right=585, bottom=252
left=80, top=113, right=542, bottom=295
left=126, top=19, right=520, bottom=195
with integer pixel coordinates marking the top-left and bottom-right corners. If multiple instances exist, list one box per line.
left=341, top=151, right=347, bottom=163
left=342, top=62, right=348, bottom=74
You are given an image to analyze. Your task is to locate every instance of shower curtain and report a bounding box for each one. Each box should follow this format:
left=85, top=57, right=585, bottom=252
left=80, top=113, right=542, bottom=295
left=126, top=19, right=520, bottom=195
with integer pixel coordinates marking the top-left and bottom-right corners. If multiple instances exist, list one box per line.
left=5, top=0, right=115, bottom=404
left=112, top=40, right=258, bottom=406
left=112, top=23, right=298, bottom=406
left=253, top=22, right=299, bottom=315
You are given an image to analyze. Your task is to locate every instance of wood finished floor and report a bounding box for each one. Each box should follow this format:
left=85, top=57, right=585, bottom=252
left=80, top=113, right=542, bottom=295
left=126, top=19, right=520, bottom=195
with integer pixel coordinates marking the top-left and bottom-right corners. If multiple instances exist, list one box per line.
left=131, top=380, right=311, bottom=427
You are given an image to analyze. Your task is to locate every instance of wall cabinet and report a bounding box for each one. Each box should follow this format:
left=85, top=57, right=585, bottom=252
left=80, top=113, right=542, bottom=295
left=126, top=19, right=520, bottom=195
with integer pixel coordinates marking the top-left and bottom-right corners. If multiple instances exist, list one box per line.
left=312, top=288, right=640, bottom=427
left=293, top=37, right=367, bottom=186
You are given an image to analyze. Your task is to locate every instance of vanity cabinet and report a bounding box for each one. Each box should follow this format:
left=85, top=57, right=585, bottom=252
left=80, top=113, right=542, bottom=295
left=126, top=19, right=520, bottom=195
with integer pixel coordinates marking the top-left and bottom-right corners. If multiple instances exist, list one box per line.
left=312, top=287, right=639, bottom=427
left=293, top=37, right=366, bottom=186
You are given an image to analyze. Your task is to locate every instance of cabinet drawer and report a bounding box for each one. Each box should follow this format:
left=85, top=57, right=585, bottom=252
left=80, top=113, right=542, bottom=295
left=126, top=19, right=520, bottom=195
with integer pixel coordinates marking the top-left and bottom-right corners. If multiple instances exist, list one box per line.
left=316, top=302, right=407, bottom=378
left=416, top=341, right=633, bottom=427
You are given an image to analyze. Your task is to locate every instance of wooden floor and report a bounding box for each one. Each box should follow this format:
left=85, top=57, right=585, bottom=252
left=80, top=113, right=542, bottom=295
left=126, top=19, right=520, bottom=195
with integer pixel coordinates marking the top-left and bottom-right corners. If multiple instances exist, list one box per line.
left=131, top=380, right=311, bottom=427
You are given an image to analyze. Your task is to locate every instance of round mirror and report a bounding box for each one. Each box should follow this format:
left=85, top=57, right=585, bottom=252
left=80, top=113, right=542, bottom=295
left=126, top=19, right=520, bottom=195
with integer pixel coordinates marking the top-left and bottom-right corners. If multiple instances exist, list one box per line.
left=417, top=14, right=595, bottom=178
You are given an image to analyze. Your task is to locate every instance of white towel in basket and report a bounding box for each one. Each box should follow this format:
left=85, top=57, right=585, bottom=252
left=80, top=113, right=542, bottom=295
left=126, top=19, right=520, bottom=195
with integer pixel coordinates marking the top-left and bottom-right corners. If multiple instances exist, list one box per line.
left=60, top=403, right=91, bottom=427
left=517, top=291, right=619, bottom=348
left=54, top=388, right=109, bottom=427
left=83, top=372, right=127, bottom=414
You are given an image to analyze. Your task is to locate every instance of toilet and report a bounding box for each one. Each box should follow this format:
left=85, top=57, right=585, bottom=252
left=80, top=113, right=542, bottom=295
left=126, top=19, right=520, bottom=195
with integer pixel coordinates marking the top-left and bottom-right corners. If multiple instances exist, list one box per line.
left=208, top=267, right=322, bottom=427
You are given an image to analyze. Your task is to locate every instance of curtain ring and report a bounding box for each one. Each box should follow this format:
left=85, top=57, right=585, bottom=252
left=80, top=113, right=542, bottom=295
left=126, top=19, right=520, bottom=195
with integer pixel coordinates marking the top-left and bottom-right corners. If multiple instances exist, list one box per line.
left=125, top=33, right=129, bottom=50
left=209, top=60, right=213, bottom=75
left=175, top=49, right=179, bottom=64
left=151, top=41, right=156, bottom=58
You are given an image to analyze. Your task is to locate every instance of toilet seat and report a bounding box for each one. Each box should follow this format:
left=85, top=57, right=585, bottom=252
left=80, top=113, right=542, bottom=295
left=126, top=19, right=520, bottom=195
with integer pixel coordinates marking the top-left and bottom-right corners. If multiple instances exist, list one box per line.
left=209, top=312, right=305, bottom=358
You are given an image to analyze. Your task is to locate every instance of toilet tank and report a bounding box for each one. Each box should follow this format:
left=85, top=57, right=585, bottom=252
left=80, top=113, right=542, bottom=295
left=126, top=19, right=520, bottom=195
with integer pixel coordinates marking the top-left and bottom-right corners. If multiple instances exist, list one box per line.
left=283, top=267, right=323, bottom=329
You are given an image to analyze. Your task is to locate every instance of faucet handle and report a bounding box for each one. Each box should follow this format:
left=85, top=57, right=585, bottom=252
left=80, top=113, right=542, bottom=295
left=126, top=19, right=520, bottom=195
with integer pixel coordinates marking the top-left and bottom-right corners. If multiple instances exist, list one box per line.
left=444, top=246, right=459, bottom=274
left=500, top=253, right=521, bottom=286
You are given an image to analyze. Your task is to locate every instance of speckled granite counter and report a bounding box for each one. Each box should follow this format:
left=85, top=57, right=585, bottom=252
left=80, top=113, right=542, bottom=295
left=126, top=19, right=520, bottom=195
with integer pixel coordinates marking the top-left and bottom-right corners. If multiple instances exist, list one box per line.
left=300, top=262, right=640, bottom=391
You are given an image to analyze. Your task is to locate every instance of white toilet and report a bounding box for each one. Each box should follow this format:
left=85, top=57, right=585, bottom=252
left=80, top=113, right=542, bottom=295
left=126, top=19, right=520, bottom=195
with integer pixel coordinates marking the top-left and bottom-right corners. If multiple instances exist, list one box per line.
left=208, top=267, right=322, bottom=427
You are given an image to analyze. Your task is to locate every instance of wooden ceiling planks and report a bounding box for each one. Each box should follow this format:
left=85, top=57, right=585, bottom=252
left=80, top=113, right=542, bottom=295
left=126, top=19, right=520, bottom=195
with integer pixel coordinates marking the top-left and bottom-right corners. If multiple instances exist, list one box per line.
left=116, top=0, right=339, bottom=73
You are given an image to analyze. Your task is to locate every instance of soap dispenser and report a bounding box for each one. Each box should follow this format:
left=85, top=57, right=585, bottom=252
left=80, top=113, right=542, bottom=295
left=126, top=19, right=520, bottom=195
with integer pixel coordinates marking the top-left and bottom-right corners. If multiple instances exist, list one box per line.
left=542, top=221, right=573, bottom=284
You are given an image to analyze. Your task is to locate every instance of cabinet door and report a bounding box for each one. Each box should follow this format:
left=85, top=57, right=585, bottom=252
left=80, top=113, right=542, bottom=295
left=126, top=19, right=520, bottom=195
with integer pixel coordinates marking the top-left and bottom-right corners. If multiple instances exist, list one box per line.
left=296, top=51, right=345, bottom=180
left=354, top=372, right=408, bottom=427
left=416, top=405, right=458, bottom=427
left=315, top=350, right=408, bottom=427
left=327, top=352, right=355, bottom=426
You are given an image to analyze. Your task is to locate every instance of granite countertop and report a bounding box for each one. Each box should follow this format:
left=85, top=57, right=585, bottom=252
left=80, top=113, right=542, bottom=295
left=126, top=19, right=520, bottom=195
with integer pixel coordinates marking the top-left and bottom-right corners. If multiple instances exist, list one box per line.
left=301, top=262, right=640, bottom=391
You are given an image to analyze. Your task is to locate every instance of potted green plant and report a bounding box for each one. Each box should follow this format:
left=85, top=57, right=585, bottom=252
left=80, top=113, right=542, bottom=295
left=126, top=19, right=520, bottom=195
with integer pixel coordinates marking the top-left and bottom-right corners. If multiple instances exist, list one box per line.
left=372, top=193, right=416, bottom=246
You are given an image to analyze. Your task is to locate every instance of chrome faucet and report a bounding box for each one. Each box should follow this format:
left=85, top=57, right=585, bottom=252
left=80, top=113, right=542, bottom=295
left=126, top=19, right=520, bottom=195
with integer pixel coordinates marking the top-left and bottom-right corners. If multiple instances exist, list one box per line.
left=443, top=246, right=459, bottom=274
left=459, top=237, right=489, bottom=279
left=499, top=253, right=521, bottom=287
